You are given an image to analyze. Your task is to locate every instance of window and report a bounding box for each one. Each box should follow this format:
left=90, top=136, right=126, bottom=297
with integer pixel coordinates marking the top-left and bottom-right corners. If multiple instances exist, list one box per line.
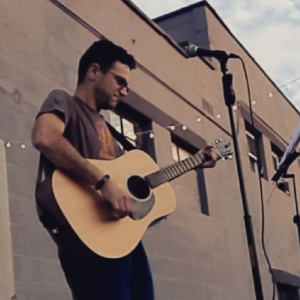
left=108, top=103, right=153, bottom=151
left=245, top=121, right=267, bottom=179
left=271, top=143, right=290, bottom=195
left=171, top=143, right=190, bottom=162
left=171, top=136, right=209, bottom=215
left=271, top=143, right=282, bottom=171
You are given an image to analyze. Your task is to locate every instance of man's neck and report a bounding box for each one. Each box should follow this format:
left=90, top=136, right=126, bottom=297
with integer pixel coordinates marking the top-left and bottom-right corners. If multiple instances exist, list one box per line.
left=75, top=85, right=99, bottom=112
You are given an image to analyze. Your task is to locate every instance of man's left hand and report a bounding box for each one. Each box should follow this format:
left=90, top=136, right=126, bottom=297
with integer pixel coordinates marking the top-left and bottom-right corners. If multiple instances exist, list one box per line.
left=202, top=146, right=221, bottom=168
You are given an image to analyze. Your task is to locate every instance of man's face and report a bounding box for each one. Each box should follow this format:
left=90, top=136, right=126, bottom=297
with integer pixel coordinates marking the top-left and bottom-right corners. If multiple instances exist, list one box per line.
left=94, top=61, right=131, bottom=110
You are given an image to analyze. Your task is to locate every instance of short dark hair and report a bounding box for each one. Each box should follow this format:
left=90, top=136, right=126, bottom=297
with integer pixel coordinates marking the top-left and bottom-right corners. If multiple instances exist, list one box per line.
left=77, top=39, right=136, bottom=85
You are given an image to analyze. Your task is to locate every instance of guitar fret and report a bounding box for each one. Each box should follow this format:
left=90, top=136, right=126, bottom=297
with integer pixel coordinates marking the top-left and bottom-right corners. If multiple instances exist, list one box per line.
left=174, top=163, right=182, bottom=176
left=193, top=154, right=202, bottom=165
left=183, top=159, right=190, bottom=169
left=167, top=166, right=175, bottom=179
left=176, top=162, right=185, bottom=173
left=169, top=166, right=177, bottom=178
left=188, top=157, right=195, bottom=167
left=182, top=160, right=190, bottom=171
left=146, top=140, right=232, bottom=189
left=170, top=165, right=179, bottom=178
left=163, top=168, right=171, bottom=180
left=148, top=152, right=206, bottom=188
left=158, top=171, right=165, bottom=183
left=184, top=159, right=192, bottom=171
left=190, top=156, right=198, bottom=167
left=179, top=161, right=187, bottom=172
left=197, top=152, right=205, bottom=164
left=187, top=157, right=195, bottom=168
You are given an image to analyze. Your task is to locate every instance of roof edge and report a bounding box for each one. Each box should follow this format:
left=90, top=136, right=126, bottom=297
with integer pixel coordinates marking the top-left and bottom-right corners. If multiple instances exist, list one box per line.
left=153, top=0, right=299, bottom=116
left=120, top=0, right=214, bottom=69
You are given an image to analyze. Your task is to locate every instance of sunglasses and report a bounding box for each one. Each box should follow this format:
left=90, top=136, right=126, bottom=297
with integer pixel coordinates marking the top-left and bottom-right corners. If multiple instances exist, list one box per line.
left=108, top=70, right=130, bottom=93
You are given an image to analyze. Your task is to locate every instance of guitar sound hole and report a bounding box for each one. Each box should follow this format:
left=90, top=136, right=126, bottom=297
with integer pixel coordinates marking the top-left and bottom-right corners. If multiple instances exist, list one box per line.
left=127, top=176, right=151, bottom=200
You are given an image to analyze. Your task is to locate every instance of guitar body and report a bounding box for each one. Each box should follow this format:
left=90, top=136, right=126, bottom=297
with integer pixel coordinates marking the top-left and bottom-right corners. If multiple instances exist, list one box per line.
left=52, top=149, right=176, bottom=258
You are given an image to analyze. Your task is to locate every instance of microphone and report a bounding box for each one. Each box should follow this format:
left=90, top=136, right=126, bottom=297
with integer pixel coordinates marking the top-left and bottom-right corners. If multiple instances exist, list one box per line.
left=185, top=44, right=240, bottom=60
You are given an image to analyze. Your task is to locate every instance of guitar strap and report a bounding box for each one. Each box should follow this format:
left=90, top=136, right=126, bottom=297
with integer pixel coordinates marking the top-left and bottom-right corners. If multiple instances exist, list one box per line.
left=105, top=121, right=137, bottom=151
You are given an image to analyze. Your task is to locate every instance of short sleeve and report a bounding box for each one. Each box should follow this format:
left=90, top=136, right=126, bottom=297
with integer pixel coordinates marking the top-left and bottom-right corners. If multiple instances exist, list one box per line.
left=36, top=90, right=73, bottom=125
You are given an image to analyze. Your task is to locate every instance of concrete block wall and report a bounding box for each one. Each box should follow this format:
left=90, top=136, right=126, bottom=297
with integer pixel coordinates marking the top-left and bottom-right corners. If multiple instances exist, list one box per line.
left=0, top=0, right=299, bottom=299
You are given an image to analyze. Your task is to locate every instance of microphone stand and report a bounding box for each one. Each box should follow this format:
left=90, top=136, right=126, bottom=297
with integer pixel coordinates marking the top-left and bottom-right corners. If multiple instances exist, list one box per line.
left=219, top=57, right=264, bottom=300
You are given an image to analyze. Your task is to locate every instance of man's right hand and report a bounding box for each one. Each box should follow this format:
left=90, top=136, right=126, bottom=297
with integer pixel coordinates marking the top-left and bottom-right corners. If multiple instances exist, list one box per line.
left=100, top=180, right=132, bottom=219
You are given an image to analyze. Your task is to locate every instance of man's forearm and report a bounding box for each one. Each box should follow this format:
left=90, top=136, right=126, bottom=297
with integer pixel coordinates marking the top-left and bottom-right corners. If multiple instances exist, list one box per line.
left=38, top=135, right=105, bottom=186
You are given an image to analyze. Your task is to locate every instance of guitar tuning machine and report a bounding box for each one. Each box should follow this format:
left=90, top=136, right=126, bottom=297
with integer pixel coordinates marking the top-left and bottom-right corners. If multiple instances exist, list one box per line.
left=214, top=138, right=223, bottom=144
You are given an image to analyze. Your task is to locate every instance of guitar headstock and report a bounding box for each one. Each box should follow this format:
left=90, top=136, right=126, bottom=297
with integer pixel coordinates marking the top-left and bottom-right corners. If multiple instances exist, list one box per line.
left=213, top=139, right=233, bottom=161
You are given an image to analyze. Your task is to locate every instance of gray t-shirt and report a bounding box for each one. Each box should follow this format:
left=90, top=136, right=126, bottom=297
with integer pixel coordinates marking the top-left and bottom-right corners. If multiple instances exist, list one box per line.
left=35, top=89, right=123, bottom=224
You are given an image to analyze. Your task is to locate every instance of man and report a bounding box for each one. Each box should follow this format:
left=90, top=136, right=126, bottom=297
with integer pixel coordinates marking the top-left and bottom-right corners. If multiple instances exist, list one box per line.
left=32, top=39, right=219, bottom=300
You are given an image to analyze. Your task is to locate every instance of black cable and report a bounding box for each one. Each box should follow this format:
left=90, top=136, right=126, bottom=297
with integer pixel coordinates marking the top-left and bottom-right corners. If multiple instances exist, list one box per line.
left=238, top=58, right=276, bottom=300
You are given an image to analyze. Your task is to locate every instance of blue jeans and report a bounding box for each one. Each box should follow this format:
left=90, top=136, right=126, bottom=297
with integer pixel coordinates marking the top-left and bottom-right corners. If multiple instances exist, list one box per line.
left=57, top=229, right=154, bottom=300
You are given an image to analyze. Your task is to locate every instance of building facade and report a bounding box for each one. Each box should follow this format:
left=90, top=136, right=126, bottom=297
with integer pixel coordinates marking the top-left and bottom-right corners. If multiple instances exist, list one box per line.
left=0, top=0, right=299, bottom=299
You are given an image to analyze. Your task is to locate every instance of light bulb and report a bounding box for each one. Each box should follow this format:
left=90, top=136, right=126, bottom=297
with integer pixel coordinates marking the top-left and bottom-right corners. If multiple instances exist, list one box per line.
left=182, top=125, right=187, bottom=131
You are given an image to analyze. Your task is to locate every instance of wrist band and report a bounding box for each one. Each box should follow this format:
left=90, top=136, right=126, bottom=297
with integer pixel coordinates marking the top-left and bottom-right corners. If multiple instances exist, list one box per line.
left=95, top=174, right=110, bottom=190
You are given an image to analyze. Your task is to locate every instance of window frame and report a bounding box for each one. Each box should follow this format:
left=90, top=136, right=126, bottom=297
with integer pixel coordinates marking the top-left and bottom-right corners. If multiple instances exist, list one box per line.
left=171, top=135, right=209, bottom=215
left=245, top=121, right=267, bottom=179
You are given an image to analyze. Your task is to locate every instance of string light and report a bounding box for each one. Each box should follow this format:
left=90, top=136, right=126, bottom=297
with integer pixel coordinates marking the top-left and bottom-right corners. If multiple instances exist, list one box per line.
left=279, top=75, right=300, bottom=89
left=4, top=115, right=207, bottom=148
left=167, top=125, right=176, bottom=131
left=252, top=100, right=256, bottom=105
left=267, top=75, right=300, bottom=98
left=181, top=125, right=187, bottom=131
left=216, top=114, right=221, bottom=119
left=4, top=141, right=28, bottom=150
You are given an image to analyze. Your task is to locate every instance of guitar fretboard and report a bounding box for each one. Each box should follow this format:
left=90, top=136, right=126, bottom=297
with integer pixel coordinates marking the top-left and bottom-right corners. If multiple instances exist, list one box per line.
left=146, top=151, right=206, bottom=188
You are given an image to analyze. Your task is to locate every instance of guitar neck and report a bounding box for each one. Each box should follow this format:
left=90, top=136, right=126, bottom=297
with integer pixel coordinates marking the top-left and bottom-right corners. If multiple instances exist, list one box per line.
left=146, top=151, right=207, bottom=188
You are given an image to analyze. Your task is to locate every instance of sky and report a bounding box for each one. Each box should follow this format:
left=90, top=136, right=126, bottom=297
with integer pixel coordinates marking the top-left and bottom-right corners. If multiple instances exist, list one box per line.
left=131, top=0, right=300, bottom=110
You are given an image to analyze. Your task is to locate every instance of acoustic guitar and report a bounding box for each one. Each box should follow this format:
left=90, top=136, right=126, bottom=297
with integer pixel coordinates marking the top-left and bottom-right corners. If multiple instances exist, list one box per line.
left=51, top=139, right=233, bottom=258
